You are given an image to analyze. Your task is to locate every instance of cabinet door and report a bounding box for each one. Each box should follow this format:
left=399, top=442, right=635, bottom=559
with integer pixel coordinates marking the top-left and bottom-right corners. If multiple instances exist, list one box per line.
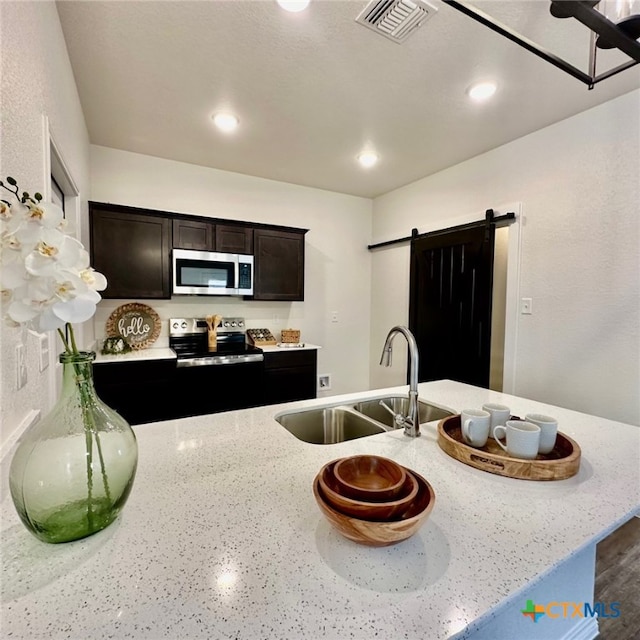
left=90, top=207, right=171, bottom=299
left=263, top=350, right=317, bottom=404
left=216, top=224, right=253, bottom=254
left=253, top=228, right=306, bottom=301
left=93, top=360, right=176, bottom=425
left=172, top=219, right=215, bottom=250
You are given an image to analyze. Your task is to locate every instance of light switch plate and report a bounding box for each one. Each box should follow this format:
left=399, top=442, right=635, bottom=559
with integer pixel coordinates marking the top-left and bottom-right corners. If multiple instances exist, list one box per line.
left=38, top=333, right=50, bottom=372
left=520, top=297, right=533, bottom=315
left=16, top=344, right=27, bottom=390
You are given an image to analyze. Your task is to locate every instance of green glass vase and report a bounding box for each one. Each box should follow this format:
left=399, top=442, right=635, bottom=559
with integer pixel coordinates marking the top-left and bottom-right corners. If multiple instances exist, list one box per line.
left=9, top=351, right=138, bottom=543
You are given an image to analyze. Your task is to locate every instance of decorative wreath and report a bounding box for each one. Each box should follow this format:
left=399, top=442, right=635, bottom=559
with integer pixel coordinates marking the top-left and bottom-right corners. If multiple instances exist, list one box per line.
left=105, top=303, right=161, bottom=350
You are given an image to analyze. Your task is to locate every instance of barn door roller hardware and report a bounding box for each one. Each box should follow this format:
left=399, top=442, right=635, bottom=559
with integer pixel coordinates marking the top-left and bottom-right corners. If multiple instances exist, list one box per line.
left=368, top=209, right=515, bottom=250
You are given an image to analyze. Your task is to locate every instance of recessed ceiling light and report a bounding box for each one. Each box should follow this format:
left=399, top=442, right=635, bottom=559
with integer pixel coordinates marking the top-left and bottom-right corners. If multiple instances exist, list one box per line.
left=277, top=0, right=310, bottom=12
left=212, top=113, right=239, bottom=133
left=357, top=152, right=378, bottom=168
left=467, top=82, right=497, bottom=102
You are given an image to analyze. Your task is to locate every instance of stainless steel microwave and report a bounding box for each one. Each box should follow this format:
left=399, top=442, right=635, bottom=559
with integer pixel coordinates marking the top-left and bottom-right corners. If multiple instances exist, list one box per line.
left=172, top=249, right=254, bottom=296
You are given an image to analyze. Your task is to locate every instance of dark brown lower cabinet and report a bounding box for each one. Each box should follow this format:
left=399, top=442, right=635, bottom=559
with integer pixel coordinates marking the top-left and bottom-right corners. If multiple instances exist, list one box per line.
left=93, top=359, right=177, bottom=425
left=263, top=350, right=317, bottom=404
left=93, top=349, right=318, bottom=424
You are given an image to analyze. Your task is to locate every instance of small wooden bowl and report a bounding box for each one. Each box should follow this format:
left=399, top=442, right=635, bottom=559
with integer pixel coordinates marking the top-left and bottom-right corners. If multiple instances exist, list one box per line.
left=333, top=455, right=406, bottom=501
left=319, top=461, right=419, bottom=521
left=313, top=468, right=436, bottom=547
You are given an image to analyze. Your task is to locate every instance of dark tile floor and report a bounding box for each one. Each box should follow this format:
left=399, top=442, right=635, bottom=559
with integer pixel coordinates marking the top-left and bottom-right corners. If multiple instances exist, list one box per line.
left=595, top=516, right=640, bottom=639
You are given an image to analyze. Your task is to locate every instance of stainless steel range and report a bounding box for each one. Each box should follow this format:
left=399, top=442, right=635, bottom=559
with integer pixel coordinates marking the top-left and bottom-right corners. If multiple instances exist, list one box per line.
left=169, top=317, right=264, bottom=367
left=169, top=317, right=265, bottom=417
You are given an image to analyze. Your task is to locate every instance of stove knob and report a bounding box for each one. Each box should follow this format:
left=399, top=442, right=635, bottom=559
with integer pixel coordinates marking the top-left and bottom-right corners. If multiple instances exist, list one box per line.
left=231, top=321, right=237, bottom=327
left=238, top=320, right=244, bottom=327
left=224, top=321, right=230, bottom=327
left=181, top=321, right=187, bottom=329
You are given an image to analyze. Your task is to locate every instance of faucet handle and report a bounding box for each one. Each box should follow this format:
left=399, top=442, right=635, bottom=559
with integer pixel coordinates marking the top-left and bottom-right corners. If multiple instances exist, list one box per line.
left=379, top=401, right=407, bottom=429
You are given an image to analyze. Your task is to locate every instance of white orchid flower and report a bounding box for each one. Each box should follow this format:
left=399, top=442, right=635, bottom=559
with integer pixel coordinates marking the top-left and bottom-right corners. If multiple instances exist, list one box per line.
left=1, top=261, right=28, bottom=289
left=25, top=200, right=64, bottom=229
left=23, top=230, right=83, bottom=277
left=1, top=177, right=108, bottom=339
left=51, top=289, right=101, bottom=326
left=80, top=267, right=108, bottom=291
left=7, top=297, right=45, bottom=325
left=0, top=201, right=12, bottom=221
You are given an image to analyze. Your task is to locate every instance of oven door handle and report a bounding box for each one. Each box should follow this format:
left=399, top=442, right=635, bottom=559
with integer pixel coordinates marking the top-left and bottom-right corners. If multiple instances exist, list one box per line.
left=176, top=354, right=264, bottom=368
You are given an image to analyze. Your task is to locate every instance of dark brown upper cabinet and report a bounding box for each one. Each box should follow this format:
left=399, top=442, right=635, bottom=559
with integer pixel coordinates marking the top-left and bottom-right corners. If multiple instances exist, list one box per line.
left=172, top=218, right=214, bottom=251
left=90, top=203, right=171, bottom=299
left=253, top=228, right=307, bottom=301
left=91, top=201, right=307, bottom=301
left=216, top=224, right=253, bottom=254
left=173, top=219, right=253, bottom=254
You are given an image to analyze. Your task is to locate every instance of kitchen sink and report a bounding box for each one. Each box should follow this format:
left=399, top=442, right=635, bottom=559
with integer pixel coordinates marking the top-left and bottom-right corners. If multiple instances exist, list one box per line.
left=353, top=395, right=455, bottom=428
left=275, top=406, right=386, bottom=444
left=275, top=395, right=455, bottom=444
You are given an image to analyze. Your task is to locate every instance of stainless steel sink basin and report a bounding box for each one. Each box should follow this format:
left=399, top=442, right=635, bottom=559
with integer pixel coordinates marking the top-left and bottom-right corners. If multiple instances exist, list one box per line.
left=353, top=395, right=455, bottom=428
left=275, top=406, right=386, bottom=444
left=275, top=395, right=455, bottom=444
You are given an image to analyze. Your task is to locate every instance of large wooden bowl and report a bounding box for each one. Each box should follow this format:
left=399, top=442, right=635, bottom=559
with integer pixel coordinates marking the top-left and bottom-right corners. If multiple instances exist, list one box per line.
left=313, top=468, right=436, bottom=547
left=333, top=454, right=406, bottom=501
left=319, top=461, right=419, bottom=521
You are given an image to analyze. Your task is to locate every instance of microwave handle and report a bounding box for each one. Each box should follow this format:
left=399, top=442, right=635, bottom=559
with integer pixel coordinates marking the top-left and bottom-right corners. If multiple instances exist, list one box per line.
left=233, top=256, right=240, bottom=293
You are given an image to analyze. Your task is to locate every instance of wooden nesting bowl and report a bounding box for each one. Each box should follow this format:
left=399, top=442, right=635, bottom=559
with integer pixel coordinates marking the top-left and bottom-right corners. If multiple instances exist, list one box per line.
left=319, top=461, right=419, bottom=521
left=313, top=468, right=436, bottom=547
left=333, top=454, right=406, bottom=501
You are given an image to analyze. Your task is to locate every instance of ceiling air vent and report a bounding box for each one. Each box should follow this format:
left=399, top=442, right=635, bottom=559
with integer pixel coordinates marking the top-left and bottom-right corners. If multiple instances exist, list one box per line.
left=355, top=0, right=438, bottom=43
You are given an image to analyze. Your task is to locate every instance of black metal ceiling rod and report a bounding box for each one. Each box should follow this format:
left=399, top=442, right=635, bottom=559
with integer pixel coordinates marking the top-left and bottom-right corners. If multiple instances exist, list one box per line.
left=367, top=210, right=515, bottom=251
left=443, top=0, right=640, bottom=88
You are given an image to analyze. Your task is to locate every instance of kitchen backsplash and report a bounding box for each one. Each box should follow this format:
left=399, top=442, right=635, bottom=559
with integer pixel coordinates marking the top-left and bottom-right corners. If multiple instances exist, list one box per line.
left=93, top=298, right=307, bottom=350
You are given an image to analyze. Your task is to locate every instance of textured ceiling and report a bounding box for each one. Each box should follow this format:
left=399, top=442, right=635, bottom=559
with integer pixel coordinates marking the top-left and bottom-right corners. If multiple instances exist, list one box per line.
left=56, top=0, right=640, bottom=198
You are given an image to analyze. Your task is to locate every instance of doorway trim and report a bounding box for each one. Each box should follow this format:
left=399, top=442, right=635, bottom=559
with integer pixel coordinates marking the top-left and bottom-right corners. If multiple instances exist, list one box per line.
left=501, top=202, right=522, bottom=395
left=41, top=115, right=81, bottom=405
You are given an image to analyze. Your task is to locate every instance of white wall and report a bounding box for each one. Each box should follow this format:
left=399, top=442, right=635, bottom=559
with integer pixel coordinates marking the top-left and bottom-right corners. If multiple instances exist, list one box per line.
left=0, top=1, right=91, bottom=451
left=90, top=146, right=373, bottom=399
left=370, top=90, right=640, bottom=426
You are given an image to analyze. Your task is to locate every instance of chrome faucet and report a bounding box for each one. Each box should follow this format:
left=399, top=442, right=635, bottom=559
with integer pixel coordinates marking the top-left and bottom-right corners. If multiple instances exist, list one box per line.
left=379, top=325, right=421, bottom=438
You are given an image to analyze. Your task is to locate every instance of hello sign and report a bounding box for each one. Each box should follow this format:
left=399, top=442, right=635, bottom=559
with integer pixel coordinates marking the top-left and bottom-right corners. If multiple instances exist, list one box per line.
left=106, top=303, right=161, bottom=350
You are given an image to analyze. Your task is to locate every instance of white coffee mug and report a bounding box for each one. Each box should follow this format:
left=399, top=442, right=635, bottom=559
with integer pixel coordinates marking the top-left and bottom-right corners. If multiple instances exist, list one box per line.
left=525, top=413, right=558, bottom=454
left=493, top=420, right=540, bottom=459
left=482, top=403, right=511, bottom=439
left=461, top=409, right=491, bottom=448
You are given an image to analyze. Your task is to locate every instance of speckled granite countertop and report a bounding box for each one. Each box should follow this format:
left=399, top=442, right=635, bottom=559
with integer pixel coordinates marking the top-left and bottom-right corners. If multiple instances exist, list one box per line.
left=1, top=380, right=639, bottom=639
left=94, top=347, right=176, bottom=364
left=259, top=343, right=321, bottom=352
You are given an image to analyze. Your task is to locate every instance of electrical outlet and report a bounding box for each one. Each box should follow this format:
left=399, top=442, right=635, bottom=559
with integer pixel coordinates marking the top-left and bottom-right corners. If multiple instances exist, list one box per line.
left=38, top=334, right=50, bottom=372
left=16, top=344, right=27, bottom=390
left=331, top=311, right=339, bottom=323
left=318, top=374, right=332, bottom=391
left=520, top=297, right=533, bottom=315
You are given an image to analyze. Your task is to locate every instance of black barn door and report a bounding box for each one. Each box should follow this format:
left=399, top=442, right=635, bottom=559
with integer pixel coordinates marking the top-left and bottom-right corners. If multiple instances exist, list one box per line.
left=409, top=224, right=495, bottom=387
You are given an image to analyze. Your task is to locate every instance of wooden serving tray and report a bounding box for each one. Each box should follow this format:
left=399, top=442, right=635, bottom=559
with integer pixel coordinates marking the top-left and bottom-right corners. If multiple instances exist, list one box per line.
left=437, top=415, right=581, bottom=481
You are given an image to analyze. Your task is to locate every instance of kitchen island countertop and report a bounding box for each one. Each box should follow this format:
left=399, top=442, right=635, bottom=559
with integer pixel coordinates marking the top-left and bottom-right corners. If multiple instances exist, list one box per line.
left=1, top=380, right=639, bottom=639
